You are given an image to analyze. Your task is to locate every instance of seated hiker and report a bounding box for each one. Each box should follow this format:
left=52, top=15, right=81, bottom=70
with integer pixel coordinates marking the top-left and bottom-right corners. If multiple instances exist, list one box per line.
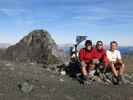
left=106, top=41, right=125, bottom=84
left=93, top=41, right=109, bottom=76
left=79, top=40, right=96, bottom=80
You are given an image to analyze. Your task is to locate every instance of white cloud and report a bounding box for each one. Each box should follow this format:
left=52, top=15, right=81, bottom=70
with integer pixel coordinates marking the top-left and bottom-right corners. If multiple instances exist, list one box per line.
left=0, top=8, right=28, bottom=16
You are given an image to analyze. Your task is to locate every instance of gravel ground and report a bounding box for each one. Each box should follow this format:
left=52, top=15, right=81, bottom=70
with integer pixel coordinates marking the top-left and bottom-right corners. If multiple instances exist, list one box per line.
left=0, top=60, right=133, bottom=100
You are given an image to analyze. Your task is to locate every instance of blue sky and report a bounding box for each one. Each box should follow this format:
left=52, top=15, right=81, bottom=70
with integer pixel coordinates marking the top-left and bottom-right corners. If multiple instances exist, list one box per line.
left=0, top=0, right=133, bottom=46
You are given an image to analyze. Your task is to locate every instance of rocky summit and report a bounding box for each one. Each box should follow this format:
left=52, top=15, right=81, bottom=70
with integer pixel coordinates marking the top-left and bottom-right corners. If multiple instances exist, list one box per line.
left=4, top=29, right=64, bottom=64
left=0, top=29, right=133, bottom=100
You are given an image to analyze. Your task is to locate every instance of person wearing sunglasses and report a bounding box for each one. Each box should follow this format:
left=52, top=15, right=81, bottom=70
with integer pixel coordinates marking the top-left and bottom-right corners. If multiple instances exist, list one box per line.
left=93, top=41, right=109, bottom=66
left=92, top=41, right=109, bottom=79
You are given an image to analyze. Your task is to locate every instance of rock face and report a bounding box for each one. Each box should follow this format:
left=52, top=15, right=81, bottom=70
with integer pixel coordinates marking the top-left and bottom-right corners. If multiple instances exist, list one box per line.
left=4, top=29, right=64, bottom=64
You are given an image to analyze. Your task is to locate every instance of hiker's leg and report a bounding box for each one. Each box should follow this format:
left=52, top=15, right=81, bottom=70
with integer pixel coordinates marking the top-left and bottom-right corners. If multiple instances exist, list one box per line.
left=81, top=66, right=88, bottom=76
left=118, top=64, right=126, bottom=84
left=115, top=60, right=124, bottom=76
left=119, top=64, right=125, bottom=76
left=96, top=64, right=105, bottom=79
left=81, top=61, right=88, bottom=76
left=103, top=64, right=108, bottom=73
left=89, top=64, right=96, bottom=71
left=88, top=64, right=96, bottom=78
left=110, top=63, right=118, bottom=77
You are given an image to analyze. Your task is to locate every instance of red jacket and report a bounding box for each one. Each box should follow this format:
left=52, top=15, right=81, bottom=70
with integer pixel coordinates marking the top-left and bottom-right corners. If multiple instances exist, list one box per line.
left=93, top=48, right=109, bottom=65
left=79, top=48, right=109, bottom=65
left=79, top=48, right=95, bottom=63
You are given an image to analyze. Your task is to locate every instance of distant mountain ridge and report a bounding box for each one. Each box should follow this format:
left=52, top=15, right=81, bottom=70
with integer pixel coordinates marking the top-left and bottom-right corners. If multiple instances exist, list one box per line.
left=119, top=46, right=133, bottom=54
left=58, top=44, right=133, bottom=55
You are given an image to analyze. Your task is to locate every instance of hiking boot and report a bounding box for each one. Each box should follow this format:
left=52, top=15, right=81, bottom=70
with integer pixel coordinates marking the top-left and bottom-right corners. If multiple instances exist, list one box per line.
left=82, top=75, right=92, bottom=85
left=82, top=75, right=90, bottom=81
left=76, top=73, right=84, bottom=84
left=92, top=76, right=103, bottom=83
left=101, top=74, right=112, bottom=84
left=118, top=75, right=122, bottom=84
left=105, top=79, right=112, bottom=85
left=99, top=73, right=105, bottom=80
left=112, top=76, right=119, bottom=85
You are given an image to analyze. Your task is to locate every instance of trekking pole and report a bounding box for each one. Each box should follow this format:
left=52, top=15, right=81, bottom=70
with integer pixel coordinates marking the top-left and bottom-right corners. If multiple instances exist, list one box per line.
left=75, top=44, right=78, bottom=60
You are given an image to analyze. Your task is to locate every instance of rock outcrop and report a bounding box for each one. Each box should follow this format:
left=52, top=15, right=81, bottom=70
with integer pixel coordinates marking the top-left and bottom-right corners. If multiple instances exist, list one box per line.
left=4, top=29, right=64, bottom=64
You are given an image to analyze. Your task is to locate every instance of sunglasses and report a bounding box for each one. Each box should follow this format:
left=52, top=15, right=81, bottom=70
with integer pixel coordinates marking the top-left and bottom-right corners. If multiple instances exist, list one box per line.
left=97, top=44, right=103, bottom=46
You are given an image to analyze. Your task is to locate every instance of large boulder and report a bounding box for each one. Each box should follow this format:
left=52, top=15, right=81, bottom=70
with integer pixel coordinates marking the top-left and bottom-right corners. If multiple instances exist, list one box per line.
left=4, top=29, right=64, bottom=64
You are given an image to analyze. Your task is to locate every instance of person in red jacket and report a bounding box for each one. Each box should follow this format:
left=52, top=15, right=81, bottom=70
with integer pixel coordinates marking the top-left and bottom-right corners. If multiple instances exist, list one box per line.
left=93, top=41, right=109, bottom=69
left=79, top=40, right=96, bottom=80
left=92, top=41, right=109, bottom=81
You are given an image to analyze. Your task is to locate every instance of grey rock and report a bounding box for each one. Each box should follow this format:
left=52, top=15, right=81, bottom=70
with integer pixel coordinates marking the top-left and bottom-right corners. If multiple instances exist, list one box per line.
left=9, top=67, right=15, bottom=71
left=60, top=70, right=66, bottom=76
left=124, top=74, right=132, bottom=80
left=59, top=78, right=65, bottom=82
left=5, top=63, right=13, bottom=67
left=123, top=74, right=133, bottom=83
left=122, top=76, right=131, bottom=84
left=18, top=81, right=34, bottom=93
left=4, top=29, right=65, bottom=64
left=41, top=85, right=46, bottom=89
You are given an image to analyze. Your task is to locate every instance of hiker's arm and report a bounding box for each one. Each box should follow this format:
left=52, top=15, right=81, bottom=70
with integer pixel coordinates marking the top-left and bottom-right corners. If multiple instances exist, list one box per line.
left=117, top=51, right=123, bottom=64
left=79, top=49, right=84, bottom=61
left=103, top=52, right=109, bottom=66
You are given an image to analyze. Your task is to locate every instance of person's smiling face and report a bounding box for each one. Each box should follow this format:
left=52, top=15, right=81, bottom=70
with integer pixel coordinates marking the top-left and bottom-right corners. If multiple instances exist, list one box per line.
left=86, top=44, right=92, bottom=51
left=111, top=43, right=118, bottom=51
left=96, top=42, right=103, bottom=50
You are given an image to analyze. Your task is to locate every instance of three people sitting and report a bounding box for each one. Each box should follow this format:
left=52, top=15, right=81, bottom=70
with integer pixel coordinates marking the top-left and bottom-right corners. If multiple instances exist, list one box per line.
left=79, top=40, right=125, bottom=84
